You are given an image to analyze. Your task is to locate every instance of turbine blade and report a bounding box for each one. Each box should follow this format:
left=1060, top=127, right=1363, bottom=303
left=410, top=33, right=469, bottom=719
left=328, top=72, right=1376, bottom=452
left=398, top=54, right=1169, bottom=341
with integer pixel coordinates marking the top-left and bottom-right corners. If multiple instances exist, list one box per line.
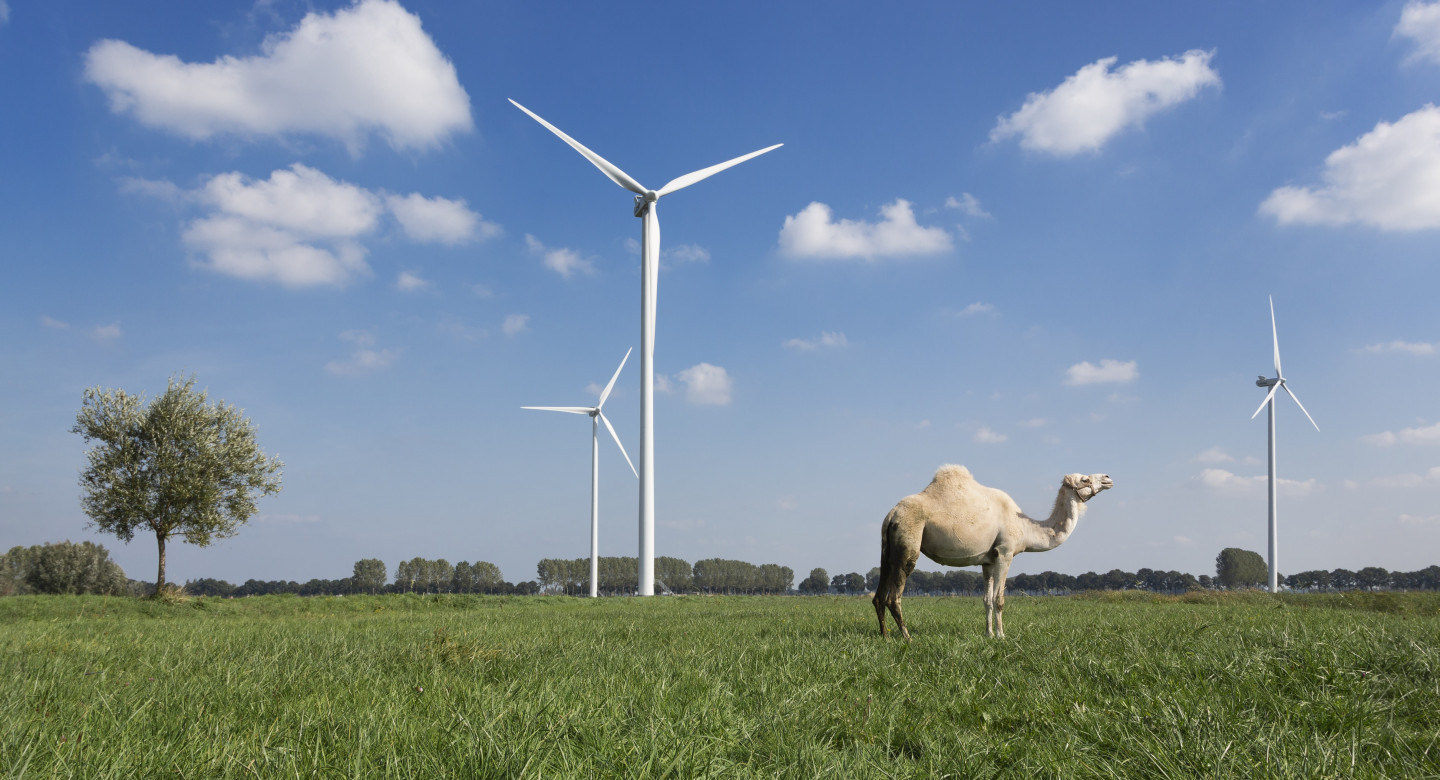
left=597, top=347, right=633, bottom=409
left=509, top=99, right=647, bottom=195
left=598, top=411, right=638, bottom=478
left=1281, top=383, right=1320, bottom=432
left=521, top=406, right=593, bottom=415
left=1250, top=385, right=1279, bottom=420
left=1270, top=296, right=1282, bottom=379
left=656, top=143, right=783, bottom=198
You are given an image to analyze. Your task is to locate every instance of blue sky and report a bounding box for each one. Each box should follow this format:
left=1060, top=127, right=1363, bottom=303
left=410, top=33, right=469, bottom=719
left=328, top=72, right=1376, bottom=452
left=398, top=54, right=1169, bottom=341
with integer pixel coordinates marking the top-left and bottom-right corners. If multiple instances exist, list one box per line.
left=4, top=0, right=1440, bottom=588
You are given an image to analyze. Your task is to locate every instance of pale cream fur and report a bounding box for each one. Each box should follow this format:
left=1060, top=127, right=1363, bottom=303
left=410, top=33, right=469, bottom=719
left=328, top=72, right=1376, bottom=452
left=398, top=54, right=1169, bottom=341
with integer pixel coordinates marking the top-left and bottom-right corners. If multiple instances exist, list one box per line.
left=872, top=464, right=1112, bottom=639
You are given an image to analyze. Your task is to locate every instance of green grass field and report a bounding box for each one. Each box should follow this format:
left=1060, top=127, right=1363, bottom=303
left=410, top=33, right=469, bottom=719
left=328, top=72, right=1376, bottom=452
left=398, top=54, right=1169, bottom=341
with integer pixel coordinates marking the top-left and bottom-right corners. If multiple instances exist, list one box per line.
left=3, top=591, right=1438, bottom=779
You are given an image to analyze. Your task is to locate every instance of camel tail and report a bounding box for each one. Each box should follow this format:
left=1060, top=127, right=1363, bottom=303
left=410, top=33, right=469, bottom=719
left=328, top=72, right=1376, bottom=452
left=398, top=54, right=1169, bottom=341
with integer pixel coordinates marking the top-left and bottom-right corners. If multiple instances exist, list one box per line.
left=873, top=507, right=906, bottom=632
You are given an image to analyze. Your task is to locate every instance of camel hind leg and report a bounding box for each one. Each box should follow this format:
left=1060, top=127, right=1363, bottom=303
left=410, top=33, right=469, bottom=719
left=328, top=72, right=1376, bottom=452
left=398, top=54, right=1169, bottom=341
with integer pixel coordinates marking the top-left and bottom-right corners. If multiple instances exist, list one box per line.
left=873, top=510, right=920, bottom=641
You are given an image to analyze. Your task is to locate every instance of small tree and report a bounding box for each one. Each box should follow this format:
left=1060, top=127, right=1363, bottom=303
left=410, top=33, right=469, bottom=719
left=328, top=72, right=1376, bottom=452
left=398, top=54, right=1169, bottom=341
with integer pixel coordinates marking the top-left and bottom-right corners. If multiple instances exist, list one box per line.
left=353, top=558, right=387, bottom=594
left=798, top=567, right=829, bottom=594
left=1, top=546, right=32, bottom=596
left=1215, top=548, right=1267, bottom=588
left=72, top=375, right=283, bottom=598
left=24, top=540, right=128, bottom=595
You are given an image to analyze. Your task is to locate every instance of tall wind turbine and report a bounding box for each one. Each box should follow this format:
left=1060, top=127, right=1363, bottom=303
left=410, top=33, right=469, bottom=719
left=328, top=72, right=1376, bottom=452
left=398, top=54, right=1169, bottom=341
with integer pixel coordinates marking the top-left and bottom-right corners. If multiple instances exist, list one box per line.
left=510, top=98, right=781, bottom=596
left=1250, top=296, right=1319, bottom=593
left=524, top=349, right=638, bottom=598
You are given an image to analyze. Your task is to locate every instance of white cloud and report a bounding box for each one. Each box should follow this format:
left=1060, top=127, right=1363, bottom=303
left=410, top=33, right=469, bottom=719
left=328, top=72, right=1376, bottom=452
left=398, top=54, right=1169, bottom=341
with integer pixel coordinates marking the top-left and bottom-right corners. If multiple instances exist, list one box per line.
left=502, top=314, right=529, bottom=336
left=1197, top=468, right=1317, bottom=496
left=395, top=270, right=431, bottom=292
left=386, top=193, right=497, bottom=245
left=945, top=193, right=992, bottom=219
left=83, top=0, right=471, bottom=152
left=1363, top=340, right=1436, bottom=355
left=326, top=330, right=396, bottom=375
left=92, top=323, right=123, bottom=341
left=991, top=50, right=1220, bottom=156
left=1396, top=2, right=1440, bottom=65
left=1065, top=359, right=1138, bottom=386
left=1365, top=421, right=1440, bottom=446
left=1174, top=535, right=1194, bottom=545
left=677, top=363, right=732, bottom=406
left=1193, top=446, right=1235, bottom=463
left=1400, top=513, right=1440, bottom=525
left=182, top=164, right=379, bottom=287
left=471, top=283, right=494, bottom=299
left=778, top=496, right=798, bottom=511
left=654, top=374, right=674, bottom=394
left=1368, top=466, right=1440, bottom=488
left=666, top=244, right=710, bottom=265
left=1018, top=417, right=1049, bottom=428
left=778, top=199, right=952, bottom=260
left=958, top=302, right=996, bottom=316
left=1260, top=105, right=1440, bottom=231
left=784, top=331, right=848, bottom=350
left=40, top=315, right=69, bottom=330
left=974, top=427, right=1008, bottom=444
left=0, top=1, right=9, bottom=26
left=525, top=234, right=595, bottom=279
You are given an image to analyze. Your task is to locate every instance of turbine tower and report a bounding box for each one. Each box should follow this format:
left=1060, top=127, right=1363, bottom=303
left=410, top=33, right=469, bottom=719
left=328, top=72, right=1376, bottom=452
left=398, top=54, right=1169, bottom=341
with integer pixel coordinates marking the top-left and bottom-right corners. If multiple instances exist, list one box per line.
left=1250, top=296, right=1319, bottom=593
left=510, top=98, right=781, bottom=596
left=524, top=349, right=637, bottom=598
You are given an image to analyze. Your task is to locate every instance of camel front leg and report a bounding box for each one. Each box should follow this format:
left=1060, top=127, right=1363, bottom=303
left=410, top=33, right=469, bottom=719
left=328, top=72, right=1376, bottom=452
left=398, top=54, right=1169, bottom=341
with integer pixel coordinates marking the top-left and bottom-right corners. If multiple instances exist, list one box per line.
left=981, top=562, right=998, bottom=638
left=992, top=555, right=1015, bottom=639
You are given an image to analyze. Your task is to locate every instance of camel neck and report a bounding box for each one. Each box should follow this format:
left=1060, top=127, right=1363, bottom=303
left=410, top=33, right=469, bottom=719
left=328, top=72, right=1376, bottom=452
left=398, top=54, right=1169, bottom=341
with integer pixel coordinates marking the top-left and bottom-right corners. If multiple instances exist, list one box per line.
left=1025, top=492, right=1084, bottom=552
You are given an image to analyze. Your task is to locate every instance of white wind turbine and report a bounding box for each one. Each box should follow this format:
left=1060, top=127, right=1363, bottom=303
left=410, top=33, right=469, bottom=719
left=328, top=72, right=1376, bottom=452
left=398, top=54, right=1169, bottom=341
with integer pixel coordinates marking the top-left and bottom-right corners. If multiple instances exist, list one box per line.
left=510, top=98, right=781, bottom=596
left=1250, top=296, right=1319, bottom=594
left=524, top=348, right=638, bottom=598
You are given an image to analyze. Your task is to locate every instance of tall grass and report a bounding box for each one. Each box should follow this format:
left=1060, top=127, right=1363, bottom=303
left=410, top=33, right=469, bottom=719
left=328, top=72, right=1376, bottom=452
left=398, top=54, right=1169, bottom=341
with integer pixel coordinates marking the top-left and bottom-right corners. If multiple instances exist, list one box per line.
left=3, top=592, right=1437, bottom=778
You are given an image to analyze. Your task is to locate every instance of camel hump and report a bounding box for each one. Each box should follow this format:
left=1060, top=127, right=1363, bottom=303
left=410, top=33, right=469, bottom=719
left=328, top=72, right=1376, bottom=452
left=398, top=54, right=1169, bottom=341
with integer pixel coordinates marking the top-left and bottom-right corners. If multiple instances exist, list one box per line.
left=926, top=464, right=974, bottom=492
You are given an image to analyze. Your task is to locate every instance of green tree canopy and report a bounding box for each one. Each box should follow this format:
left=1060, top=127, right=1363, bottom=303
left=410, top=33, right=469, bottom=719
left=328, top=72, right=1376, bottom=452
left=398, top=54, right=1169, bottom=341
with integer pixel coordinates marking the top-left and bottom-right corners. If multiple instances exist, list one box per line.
left=72, top=375, right=283, bottom=598
left=352, top=558, right=387, bottom=594
left=22, top=540, right=128, bottom=595
left=1215, top=548, right=1268, bottom=588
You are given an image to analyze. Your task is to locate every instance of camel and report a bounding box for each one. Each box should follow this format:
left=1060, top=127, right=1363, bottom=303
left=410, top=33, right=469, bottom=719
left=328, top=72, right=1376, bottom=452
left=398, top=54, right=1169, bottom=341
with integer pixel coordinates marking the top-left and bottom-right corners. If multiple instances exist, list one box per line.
left=872, top=465, right=1112, bottom=639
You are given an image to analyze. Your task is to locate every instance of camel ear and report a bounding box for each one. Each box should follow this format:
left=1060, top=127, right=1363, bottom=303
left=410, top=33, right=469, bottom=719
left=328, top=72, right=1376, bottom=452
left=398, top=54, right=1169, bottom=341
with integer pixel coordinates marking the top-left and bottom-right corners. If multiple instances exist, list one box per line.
left=1063, top=474, right=1082, bottom=489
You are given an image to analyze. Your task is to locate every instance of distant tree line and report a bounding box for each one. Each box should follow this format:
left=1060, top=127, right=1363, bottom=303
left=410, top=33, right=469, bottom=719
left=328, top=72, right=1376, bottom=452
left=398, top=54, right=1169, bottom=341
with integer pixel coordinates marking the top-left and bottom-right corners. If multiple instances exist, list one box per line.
left=535, top=557, right=794, bottom=595
left=7, top=542, right=1440, bottom=598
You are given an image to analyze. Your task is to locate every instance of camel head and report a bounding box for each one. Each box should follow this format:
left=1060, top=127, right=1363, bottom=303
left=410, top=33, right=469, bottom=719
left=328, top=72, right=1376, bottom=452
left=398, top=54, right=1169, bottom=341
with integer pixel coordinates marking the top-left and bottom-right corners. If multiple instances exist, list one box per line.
left=1062, top=473, right=1113, bottom=502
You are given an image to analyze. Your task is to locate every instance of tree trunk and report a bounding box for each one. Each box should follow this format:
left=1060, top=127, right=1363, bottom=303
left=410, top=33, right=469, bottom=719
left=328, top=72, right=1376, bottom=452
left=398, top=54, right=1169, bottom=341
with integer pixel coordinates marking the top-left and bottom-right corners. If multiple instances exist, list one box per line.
left=154, top=531, right=167, bottom=599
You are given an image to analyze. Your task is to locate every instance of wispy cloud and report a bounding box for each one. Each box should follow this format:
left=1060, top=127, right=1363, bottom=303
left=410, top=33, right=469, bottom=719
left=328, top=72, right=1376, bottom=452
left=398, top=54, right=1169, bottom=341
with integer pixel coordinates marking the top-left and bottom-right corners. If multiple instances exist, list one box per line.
left=386, top=193, right=498, bottom=245
left=783, top=331, right=848, bottom=351
left=1018, top=417, right=1049, bottom=428
left=83, top=0, right=471, bottom=153
left=974, top=426, right=1008, bottom=444
left=395, top=270, right=432, bottom=292
left=991, top=50, right=1220, bottom=155
left=40, top=315, right=70, bottom=330
left=1260, top=105, right=1440, bottom=231
left=1363, top=340, right=1436, bottom=355
left=778, top=199, right=952, bottom=261
left=1368, top=466, right=1440, bottom=488
left=325, top=330, right=398, bottom=375
left=525, top=234, right=595, bottom=279
left=958, top=302, right=995, bottom=316
left=92, top=323, right=123, bottom=341
left=1197, top=468, right=1317, bottom=496
left=945, top=193, right=993, bottom=219
left=1364, top=421, right=1440, bottom=446
left=502, top=314, right=529, bottom=336
left=1065, top=359, right=1138, bottom=386
left=677, top=363, right=732, bottom=406
left=1193, top=446, right=1234, bottom=463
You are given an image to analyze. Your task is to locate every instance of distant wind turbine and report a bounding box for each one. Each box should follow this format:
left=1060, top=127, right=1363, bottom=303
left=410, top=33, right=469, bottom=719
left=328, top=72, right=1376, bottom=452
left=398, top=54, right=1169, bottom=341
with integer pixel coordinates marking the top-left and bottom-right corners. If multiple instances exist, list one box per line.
left=510, top=98, right=781, bottom=596
left=1250, top=296, right=1319, bottom=594
left=524, top=349, right=638, bottom=598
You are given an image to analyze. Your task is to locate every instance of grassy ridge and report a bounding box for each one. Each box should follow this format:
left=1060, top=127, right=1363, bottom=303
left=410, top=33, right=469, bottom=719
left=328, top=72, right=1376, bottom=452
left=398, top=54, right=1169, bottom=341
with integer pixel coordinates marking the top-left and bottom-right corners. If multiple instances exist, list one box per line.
left=3, top=592, right=1438, bottom=778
